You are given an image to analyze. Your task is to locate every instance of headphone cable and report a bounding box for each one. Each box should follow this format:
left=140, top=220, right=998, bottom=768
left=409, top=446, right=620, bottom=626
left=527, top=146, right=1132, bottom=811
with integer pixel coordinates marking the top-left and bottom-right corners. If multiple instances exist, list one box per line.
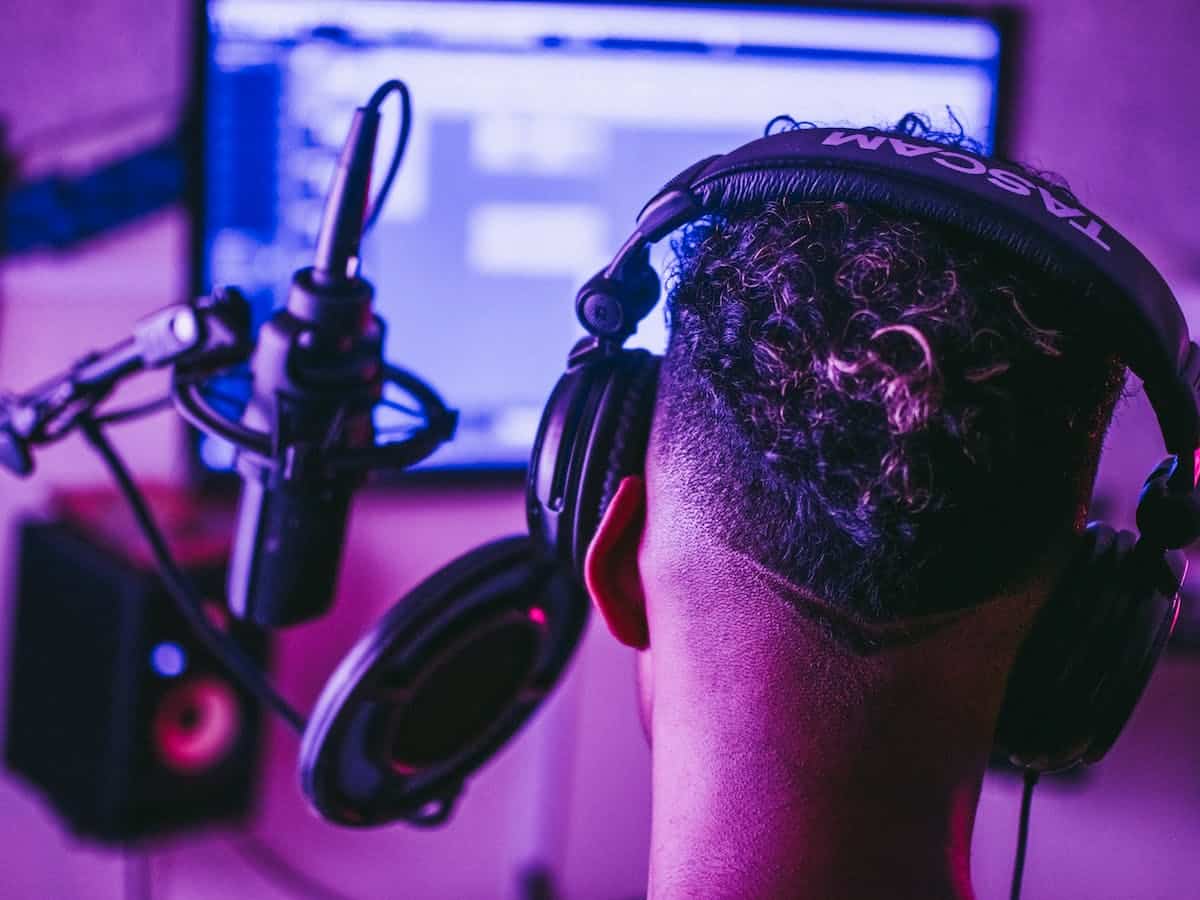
left=1010, top=769, right=1039, bottom=900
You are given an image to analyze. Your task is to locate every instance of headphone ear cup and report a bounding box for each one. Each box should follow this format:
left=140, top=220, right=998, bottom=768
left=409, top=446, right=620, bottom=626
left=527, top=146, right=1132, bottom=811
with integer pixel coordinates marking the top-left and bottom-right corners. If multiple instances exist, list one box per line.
left=527, top=350, right=660, bottom=574
left=591, top=352, right=661, bottom=543
left=996, top=524, right=1183, bottom=772
left=1082, top=537, right=1184, bottom=762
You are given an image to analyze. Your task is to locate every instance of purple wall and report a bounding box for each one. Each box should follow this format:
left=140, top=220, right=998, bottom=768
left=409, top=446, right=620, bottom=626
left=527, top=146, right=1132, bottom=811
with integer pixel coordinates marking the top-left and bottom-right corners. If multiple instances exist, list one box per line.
left=0, top=2, right=1198, bottom=898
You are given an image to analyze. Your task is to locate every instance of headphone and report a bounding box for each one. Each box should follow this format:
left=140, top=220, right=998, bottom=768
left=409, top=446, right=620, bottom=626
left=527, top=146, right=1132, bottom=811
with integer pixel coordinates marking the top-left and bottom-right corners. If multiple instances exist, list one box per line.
left=300, top=126, right=1200, bottom=826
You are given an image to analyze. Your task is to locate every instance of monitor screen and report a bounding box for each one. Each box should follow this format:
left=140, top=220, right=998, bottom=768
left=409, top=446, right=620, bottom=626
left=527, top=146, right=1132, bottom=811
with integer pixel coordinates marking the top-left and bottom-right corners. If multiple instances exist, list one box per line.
left=199, top=0, right=1006, bottom=472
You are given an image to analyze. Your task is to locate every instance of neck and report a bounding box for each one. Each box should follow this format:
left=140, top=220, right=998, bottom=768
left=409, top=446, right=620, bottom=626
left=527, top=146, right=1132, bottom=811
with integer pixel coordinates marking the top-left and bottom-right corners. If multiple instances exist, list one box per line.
left=647, top=706, right=984, bottom=900
left=644, top=557, right=1031, bottom=900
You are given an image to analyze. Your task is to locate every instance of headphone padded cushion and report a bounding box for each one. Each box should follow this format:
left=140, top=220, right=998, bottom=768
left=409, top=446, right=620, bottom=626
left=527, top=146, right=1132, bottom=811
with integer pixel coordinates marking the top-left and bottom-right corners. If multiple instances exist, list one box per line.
left=996, top=524, right=1120, bottom=770
left=527, top=350, right=660, bottom=574
left=596, top=353, right=661, bottom=532
left=996, top=524, right=1181, bottom=771
left=570, top=351, right=659, bottom=571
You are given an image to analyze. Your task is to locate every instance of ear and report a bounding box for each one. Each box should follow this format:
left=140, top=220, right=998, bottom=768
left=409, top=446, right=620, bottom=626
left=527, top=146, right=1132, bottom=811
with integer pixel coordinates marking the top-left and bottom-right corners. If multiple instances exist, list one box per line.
left=584, top=476, right=650, bottom=650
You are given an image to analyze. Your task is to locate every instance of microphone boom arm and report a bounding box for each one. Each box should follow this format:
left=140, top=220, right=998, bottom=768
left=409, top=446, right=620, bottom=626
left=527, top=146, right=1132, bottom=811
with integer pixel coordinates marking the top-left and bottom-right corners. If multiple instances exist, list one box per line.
left=0, top=287, right=252, bottom=476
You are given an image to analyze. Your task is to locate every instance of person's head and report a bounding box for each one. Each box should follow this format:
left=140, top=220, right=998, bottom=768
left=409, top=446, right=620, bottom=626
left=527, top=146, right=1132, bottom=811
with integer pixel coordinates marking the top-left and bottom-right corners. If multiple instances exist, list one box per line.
left=583, top=126, right=1125, bottom=767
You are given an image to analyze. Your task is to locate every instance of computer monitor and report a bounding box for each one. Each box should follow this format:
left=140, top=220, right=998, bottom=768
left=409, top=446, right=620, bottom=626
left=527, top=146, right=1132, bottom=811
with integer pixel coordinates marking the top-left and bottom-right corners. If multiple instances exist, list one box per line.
left=197, top=0, right=1009, bottom=472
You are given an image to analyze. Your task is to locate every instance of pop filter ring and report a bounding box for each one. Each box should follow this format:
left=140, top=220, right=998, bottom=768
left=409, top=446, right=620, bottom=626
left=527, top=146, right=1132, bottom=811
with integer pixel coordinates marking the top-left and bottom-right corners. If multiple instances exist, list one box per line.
left=298, top=535, right=590, bottom=828
left=171, top=363, right=458, bottom=473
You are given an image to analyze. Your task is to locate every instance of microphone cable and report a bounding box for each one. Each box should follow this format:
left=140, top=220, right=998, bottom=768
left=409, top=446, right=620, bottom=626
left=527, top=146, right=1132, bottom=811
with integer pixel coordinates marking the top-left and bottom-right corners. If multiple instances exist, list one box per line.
left=1010, top=768, right=1039, bottom=900
left=361, top=79, right=411, bottom=235
left=78, top=413, right=307, bottom=734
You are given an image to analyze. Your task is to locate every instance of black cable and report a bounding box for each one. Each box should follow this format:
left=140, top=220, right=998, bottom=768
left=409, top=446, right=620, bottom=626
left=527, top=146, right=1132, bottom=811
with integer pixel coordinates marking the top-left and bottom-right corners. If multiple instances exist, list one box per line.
left=1010, top=769, right=1039, bottom=900
left=94, top=395, right=176, bottom=425
left=77, top=415, right=307, bottom=734
left=196, top=384, right=250, bottom=413
left=379, top=397, right=422, bottom=418
left=361, top=80, right=411, bottom=234
left=39, top=395, right=103, bottom=442
left=230, top=835, right=358, bottom=900
left=173, top=375, right=272, bottom=457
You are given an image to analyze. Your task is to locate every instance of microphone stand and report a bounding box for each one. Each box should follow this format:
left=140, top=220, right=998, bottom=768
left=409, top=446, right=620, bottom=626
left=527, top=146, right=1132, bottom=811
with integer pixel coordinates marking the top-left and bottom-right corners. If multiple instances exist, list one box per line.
left=0, top=80, right=456, bottom=738
left=0, top=287, right=312, bottom=730
left=0, top=288, right=251, bottom=477
left=1, top=290, right=455, bottom=742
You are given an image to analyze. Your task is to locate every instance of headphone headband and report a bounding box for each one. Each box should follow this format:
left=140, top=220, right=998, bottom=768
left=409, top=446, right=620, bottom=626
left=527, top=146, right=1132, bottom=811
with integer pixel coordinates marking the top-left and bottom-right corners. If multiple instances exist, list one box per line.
left=577, top=127, right=1200, bottom=465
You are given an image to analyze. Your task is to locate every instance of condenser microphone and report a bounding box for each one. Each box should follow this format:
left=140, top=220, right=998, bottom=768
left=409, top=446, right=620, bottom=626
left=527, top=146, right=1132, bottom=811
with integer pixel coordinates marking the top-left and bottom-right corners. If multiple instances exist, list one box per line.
left=226, top=96, right=387, bottom=627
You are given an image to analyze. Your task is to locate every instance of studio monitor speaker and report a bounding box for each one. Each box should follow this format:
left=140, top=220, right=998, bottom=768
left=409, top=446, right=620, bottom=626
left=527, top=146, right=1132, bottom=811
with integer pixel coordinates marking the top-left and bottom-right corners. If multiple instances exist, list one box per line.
left=4, top=490, right=268, bottom=843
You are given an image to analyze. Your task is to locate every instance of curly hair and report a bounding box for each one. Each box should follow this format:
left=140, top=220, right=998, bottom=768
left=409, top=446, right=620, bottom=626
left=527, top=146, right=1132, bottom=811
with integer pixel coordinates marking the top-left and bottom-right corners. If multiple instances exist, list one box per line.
left=656, top=155, right=1125, bottom=622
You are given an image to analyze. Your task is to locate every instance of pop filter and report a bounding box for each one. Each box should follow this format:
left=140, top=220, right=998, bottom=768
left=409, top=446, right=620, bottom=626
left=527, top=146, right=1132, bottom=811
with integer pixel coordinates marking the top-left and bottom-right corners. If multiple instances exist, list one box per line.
left=298, top=537, right=589, bottom=826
